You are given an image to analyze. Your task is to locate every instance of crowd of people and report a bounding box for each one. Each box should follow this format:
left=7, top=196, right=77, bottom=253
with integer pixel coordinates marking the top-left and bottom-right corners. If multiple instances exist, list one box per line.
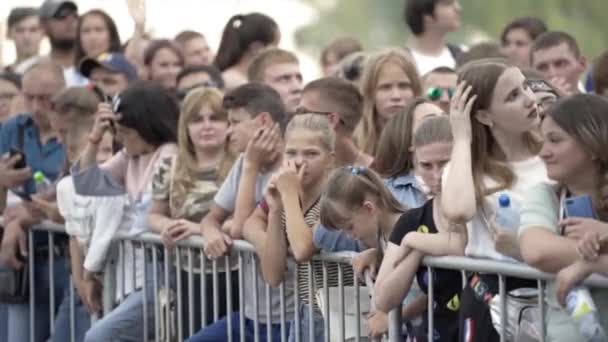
left=0, top=0, right=608, bottom=341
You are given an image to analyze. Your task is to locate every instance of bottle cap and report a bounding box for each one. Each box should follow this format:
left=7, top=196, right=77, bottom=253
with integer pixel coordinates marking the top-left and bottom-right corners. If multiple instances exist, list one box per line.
left=33, top=171, right=45, bottom=182
left=498, top=194, right=510, bottom=208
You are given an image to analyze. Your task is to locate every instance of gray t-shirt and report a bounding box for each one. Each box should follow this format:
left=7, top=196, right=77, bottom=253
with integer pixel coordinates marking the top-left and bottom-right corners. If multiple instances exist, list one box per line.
left=214, top=154, right=295, bottom=323
left=214, top=154, right=272, bottom=212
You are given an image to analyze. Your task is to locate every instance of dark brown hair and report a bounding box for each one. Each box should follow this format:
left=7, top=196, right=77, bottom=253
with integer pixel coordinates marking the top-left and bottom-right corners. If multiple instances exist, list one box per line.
left=74, top=10, right=122, bottom=68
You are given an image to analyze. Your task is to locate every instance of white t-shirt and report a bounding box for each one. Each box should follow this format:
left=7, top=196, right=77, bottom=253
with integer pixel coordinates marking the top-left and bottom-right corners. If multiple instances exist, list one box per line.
left=409, top=47, right=456, bottom=76
left=464, top=157, right=549, bottom=261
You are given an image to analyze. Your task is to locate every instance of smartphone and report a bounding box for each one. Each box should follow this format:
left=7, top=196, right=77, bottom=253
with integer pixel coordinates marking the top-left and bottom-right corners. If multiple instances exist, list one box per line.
left=565, top=195, right=597, bottom=219
left=9, top=148, right=26, bottom=169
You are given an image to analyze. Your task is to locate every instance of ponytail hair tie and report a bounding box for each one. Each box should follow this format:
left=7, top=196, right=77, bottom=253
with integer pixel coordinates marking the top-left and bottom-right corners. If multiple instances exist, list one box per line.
left=345, top=165, right=365, bottom=175
left=232, top=15, right=244, bottom=29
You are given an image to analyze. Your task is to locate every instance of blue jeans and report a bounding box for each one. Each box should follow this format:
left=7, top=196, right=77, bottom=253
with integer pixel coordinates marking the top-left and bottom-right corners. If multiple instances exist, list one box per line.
left=6, top=252, right=90, bottom=342
left=0, top=304, right=7, bottom=342
left=288, top=304, right=325, bottom=342
left=186, top=312, right=289, bottom=342
left=84, top=289, right=155, bottom=342
left=84, top=261, right=156, bottom=342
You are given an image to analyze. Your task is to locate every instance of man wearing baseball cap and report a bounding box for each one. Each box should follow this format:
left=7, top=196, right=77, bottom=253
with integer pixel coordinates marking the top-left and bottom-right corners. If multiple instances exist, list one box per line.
left=39, top=0, right=78, bottom=70
left=80, top=52, right=139, bottom=97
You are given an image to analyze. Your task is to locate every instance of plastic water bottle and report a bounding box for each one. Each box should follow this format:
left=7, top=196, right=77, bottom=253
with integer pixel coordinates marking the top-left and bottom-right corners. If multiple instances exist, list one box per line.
left=495, top=193, right=520, bottom=230
left=33, top=171, right=53, bottom=196
left=565, top=286, right=607, bottom=341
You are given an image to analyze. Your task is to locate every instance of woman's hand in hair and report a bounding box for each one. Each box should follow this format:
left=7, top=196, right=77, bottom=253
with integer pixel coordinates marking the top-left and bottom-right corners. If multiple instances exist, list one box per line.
left=556, top=260, right=593, bottom=307
left=126, top=0, right=146, bottom=28
left=90, top=103, right=120, bottom=144
left=449, top=81, right=477, bottom=143
left=561, top=217, right=608, bottom=242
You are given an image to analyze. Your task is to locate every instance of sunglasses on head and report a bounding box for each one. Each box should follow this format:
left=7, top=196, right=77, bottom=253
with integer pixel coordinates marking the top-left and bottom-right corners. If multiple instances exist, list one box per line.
left=426, top=87, right=455, bottom=101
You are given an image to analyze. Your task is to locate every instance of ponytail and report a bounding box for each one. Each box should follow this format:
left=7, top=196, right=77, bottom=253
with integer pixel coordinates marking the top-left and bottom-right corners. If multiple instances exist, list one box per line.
left=320, top=166, right=405, bottom=229
left=214, top=13, right=279, bottom=72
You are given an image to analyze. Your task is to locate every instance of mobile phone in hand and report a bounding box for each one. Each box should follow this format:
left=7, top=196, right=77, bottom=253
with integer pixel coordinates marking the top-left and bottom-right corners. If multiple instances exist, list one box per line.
left=9, top=148, right=26, bottom=169
left=565, top=195, right=597, bottom=219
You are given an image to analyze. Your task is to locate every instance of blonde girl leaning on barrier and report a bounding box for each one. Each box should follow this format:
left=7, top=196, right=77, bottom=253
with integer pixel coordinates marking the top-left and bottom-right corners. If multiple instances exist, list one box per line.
left=519, top=94, right=608, bottom=341
left=246, top=113, right=337, bottom=342
left=441, top=59, right=549, bottom=341
left=147, top=88, right=237, bottom=337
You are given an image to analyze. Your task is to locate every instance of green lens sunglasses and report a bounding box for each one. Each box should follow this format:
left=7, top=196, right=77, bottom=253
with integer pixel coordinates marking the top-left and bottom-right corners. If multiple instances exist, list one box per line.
left=426, top=87, right=455, bottom=101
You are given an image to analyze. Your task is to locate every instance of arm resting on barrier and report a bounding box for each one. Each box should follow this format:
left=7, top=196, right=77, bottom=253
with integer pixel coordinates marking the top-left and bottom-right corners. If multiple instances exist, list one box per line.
left=147, top=200, right=174, bottom=235
left=375, top=242, right=404, bottom=289
left=519, top=227, right=579, bottom=273
left=376, top=249, right=423, bottom=313
left=402, top=231, right=466, bottom=256
left=244, top=205, right=287, bottom=287
left=84, top=195, right=127, bottom=272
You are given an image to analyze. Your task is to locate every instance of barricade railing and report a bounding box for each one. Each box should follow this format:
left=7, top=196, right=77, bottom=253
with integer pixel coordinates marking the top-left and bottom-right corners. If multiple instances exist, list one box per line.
left=403, top=255, right=608, bottom=342
left=19, top=222, right=608, bottom=342
left=24, top=222, right=379, bottom=342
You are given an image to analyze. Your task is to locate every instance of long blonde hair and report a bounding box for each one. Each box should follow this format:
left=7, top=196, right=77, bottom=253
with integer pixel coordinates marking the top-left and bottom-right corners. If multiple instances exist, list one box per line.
left=458, top=60, right=542, bottom=208
left=173, top=88, right=234, bottom=208
left=355, top=48, right=422, bottom=155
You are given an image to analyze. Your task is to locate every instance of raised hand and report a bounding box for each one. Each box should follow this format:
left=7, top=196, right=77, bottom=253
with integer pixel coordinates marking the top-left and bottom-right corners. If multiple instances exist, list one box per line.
left=126, top=0, right=146, bottom=28
left=449, top=81, right=477, bottom=142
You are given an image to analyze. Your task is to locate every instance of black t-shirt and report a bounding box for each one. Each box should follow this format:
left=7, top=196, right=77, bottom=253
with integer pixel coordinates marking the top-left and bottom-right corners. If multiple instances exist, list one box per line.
left=389, top=199, right=462, bottom=316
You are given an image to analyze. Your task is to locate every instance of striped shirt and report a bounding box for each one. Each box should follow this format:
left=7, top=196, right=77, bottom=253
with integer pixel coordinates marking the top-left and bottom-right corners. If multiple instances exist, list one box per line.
left=280, top=198, right=355, bottom=308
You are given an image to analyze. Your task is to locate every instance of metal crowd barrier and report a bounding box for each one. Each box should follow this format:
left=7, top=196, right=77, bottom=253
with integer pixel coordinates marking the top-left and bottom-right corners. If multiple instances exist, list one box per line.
left=408, top=256, right=608, bottom=342
left=23, top=223, right=377, bottom=342
left=14, top=223, right=608, bottom=342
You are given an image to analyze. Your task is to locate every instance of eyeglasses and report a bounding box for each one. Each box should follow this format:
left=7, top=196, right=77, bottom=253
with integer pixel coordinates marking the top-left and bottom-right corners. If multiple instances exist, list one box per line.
left=295, top=106, right=346, bottom=126
left=426, top=87, right=455, bottom=101
left=177, top=81, right=219, bottom=101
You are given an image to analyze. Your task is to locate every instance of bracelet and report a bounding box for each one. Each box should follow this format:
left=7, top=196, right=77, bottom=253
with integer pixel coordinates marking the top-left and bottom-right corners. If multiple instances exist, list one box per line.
left=88, top=135, right=102, bottom=145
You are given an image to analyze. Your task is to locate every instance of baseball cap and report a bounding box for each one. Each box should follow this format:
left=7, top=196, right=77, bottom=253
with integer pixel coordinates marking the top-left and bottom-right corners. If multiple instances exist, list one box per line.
left=79, top=53, right=139, bottom=82
left=39, top=0, right=78, bottom=19
left=7, top=7, right=39, bottom=29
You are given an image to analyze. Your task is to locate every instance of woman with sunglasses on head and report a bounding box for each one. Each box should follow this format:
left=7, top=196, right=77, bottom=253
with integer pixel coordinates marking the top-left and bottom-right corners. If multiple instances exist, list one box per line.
left=71, top=81, right=179, bottom=342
